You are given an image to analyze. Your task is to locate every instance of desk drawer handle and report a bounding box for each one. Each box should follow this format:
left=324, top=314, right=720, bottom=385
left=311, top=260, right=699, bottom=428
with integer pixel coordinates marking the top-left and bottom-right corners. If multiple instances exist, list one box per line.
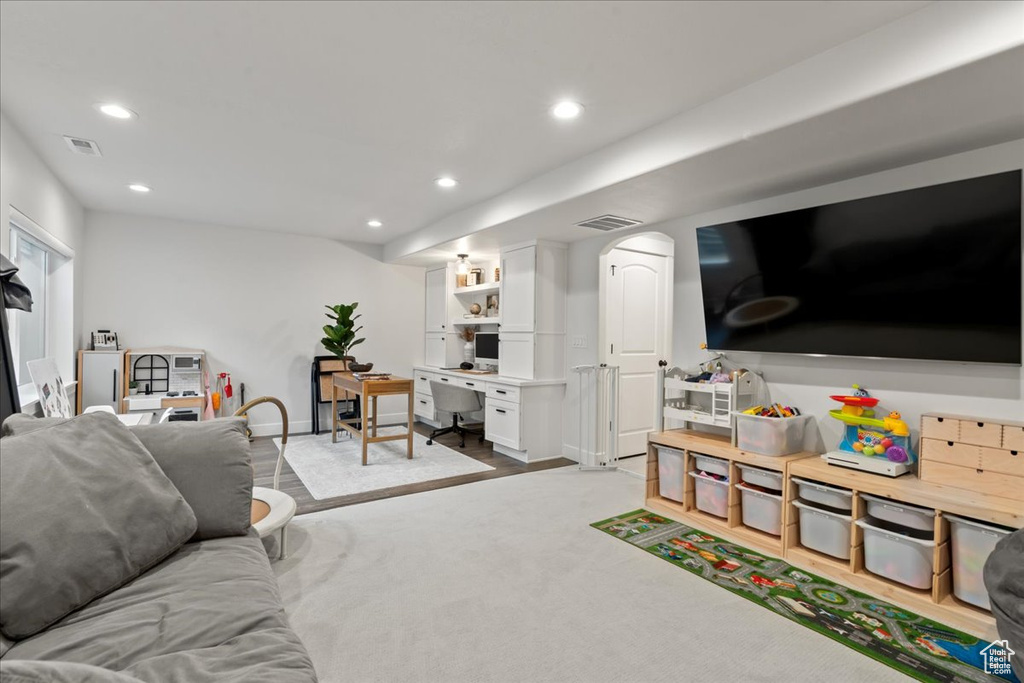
left=419, top=400, right=428, bottom=405
left=495, top=389, right=507, bottom=395
left=495, top=408, right=507, bottom=414
left=466, top=382, right=475, bottom=387
left=440, top=378, right=449, bottom=382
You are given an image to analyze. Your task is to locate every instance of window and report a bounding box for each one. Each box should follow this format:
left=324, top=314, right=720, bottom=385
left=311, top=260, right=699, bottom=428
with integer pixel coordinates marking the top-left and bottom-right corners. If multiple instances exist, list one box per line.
left=7, top=211, right=74, bottom=398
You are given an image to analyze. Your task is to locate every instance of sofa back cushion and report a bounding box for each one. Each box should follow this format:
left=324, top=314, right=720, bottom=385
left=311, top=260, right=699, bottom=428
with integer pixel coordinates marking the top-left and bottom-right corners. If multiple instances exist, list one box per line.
left=130, top=418, right=253, bottom=540
left=3, top=415, right=253, bottom=541
left=0, top=413, right=197, bottom=640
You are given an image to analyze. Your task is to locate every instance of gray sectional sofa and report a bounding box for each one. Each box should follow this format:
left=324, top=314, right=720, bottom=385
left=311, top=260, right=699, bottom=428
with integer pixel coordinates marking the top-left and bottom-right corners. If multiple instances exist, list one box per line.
left=0, top=412, right=316, bottom=682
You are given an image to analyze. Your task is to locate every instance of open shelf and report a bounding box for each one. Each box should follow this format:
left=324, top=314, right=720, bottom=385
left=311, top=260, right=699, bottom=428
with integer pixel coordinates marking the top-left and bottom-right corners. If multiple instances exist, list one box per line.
left=453, top=282, right=499, bottom=296
left=452, top=317, right=500, bottom=326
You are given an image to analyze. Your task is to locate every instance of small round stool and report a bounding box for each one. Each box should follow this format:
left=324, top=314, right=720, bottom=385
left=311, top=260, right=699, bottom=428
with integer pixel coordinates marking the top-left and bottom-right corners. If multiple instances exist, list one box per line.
left=235, top=397, right=296, bottom=560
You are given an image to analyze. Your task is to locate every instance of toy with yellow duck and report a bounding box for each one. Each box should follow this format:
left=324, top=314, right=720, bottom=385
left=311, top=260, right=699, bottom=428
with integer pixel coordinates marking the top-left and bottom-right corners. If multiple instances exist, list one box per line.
left=828, top=385, right=915, bottom=466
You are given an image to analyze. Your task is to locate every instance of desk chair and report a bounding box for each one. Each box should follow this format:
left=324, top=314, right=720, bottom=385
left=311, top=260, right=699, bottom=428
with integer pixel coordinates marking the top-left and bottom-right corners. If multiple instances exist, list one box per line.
left=426, top=380, right=484, bottom=448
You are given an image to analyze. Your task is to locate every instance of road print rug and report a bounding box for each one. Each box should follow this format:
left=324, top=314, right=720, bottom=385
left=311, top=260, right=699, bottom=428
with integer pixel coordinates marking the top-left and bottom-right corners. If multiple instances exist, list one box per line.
left=592, top=509, right=1019, bottom=683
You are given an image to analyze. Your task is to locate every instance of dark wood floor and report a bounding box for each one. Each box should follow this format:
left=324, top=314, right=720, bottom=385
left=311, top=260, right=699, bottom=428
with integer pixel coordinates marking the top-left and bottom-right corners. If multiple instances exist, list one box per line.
left=251, top=423, right=575, bottom=516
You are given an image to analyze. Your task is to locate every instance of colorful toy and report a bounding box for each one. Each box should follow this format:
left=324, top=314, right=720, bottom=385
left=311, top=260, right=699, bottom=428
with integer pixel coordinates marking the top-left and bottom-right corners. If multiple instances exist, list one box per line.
left=823, top=385, right=916, bottom=476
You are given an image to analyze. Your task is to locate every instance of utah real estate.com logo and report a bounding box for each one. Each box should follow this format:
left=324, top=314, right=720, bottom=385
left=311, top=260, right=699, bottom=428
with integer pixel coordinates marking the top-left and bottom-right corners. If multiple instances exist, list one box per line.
left=981, top=640, right=1015, bottom=677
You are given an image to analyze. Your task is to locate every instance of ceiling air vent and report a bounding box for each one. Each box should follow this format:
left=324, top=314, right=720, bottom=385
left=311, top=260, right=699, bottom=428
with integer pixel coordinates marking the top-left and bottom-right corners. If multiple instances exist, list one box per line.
left=575, top=214, right=643, bottom=231
left=63, top=135, right=102, bottom=157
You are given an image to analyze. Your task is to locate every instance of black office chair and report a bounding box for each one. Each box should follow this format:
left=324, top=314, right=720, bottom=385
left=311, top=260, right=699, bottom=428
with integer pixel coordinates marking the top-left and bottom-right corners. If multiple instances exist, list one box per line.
left=426, top=380, right=485, bottom=448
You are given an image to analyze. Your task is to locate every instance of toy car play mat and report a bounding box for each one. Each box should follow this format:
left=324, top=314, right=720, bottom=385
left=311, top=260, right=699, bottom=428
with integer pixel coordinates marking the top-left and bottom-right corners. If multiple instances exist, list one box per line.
left=592, top=510, right=1018, bottom=683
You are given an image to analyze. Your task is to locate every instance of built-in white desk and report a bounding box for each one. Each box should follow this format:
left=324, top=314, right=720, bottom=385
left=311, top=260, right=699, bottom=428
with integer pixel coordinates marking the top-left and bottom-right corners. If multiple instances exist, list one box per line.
left=412, top=365, right=565, bottom=463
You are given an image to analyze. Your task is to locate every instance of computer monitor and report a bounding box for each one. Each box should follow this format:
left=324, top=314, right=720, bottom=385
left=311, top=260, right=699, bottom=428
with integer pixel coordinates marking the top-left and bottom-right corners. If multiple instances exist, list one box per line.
left=474, top=333, right=499, bottom=365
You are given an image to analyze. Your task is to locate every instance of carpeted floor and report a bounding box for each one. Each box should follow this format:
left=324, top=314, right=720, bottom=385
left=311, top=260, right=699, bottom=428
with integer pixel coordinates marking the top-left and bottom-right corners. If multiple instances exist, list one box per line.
left=271, top=466, right=911, bottom=683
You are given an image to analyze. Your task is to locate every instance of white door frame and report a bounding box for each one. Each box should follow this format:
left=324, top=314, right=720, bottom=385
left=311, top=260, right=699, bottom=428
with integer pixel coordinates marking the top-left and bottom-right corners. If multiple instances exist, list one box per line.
left=598, top=232, right=674, bottom=454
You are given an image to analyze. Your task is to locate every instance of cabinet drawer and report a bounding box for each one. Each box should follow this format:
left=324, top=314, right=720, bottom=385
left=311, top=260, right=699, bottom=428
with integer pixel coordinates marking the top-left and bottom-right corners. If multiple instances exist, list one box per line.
left=414, top=371, right=436, bottom=395
left=485, top=398, right=521, bottom=450
left=1003, top=425, right=1024, bottom=451
left=433, top=374, right=455, bottom=387
left=959, top=420, right=1003, bottom=448
left=921, top=415, right=960, bottom=441
left=921, top=438, right=981, bottom=466
left=457, top=376, right=485, bottom=392
left=486, top=383, right=521, bottom=403
left=979, top=445, right=1024, bottom=477
left=919, top=460, right=1024, bottom=502
left=414, top=394, right=435, bottom=420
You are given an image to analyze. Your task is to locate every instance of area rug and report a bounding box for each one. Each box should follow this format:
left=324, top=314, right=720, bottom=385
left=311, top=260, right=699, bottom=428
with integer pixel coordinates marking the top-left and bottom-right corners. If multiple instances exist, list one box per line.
left=277, top=428, right=494, bottom=500
left=593, top=509, right=1018, bottom=683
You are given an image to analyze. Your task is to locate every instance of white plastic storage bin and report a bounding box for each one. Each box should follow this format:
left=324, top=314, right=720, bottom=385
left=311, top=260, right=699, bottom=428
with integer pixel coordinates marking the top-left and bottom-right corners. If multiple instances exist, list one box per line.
left=692, top=453, right=729, bottom=478
left=791, top=477, right=853, bottom=512
left=856, top=518, right=935, bottom=590
left=736, top=464, right=783, bottom=492
left=945, top=514, right=1014, bottom=610
left=656, top=447, right=686, bottom=503
left=734, top=413, right=812, bottom=456
left=793, top=500, right=853, bottom=559
left=689, top=471, right=729, bottom=518
left=860, top=494, right=935, bottom=532
left=736, top=482, right=783, bottom=535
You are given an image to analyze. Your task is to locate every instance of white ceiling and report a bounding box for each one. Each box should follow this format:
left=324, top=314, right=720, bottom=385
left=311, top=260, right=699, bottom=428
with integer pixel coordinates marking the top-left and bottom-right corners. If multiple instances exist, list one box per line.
left=0, top=0, right=930, bottom=246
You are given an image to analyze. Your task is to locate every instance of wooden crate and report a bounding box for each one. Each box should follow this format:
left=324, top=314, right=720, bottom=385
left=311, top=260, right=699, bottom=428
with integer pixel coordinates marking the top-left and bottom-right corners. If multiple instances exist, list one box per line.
left=919, top=413, right=1024, bottom=503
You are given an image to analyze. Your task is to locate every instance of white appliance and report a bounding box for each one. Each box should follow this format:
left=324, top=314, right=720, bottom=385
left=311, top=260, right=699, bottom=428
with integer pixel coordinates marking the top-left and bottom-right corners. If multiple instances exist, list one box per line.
left=79, top=350, right=125, bottom=413
left=821, top=450, right=912, bottom=477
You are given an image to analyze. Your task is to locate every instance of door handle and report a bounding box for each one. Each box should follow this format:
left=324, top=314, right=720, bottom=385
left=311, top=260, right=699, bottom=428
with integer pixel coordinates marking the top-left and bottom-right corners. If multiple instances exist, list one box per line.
left=658, top=360, right=668, bottom=367
left=495, top=389, right=507, bottom=395
left=419, top=400, right=427, bottom=405
left=112, top=369, right=117, bottom=402
left=495, top=408, right=507, bottom=414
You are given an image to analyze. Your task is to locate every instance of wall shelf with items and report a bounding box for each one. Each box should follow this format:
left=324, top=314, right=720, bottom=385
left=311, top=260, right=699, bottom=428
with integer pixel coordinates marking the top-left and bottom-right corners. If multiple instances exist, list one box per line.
left=453, top=282, right=500, bottom=296
left=452, top=318, right=500, bottom=327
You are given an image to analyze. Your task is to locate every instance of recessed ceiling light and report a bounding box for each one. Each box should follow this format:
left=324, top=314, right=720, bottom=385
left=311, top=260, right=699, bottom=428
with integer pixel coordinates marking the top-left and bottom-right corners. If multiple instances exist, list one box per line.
left=551, top=100, right=584, bottom=120
left=128, top=184, right=151, bottom=193
left=435, top=177, right=458, bottom=188
left=367, top=219, right=383, bottom=228
left=98, top=103, right=137, bottom=120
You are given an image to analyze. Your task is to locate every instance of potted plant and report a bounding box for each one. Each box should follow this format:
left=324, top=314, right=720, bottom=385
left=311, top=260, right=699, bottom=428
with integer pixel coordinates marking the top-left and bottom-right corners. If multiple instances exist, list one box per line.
left=128, top=380, right=139, bottom=395
left=322, top=302, right=370, bottom=371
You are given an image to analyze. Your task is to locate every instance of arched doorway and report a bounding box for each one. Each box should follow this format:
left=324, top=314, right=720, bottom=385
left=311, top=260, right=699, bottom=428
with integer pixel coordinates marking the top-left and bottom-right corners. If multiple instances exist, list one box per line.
left=599, top=232, right=674, bottom=459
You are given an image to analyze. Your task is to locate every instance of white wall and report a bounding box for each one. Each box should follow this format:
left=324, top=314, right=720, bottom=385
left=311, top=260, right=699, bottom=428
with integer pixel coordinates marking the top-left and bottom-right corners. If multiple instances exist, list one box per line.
left=564, top=139, right=1024, bottom=459
left=0, top=112, right=85, bottom=384
left=82, top=212, right=424, bottom=435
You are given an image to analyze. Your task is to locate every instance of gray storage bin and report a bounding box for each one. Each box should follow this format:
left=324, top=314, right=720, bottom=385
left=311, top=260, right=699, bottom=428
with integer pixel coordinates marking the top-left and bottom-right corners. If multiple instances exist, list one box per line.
left=656, top=447, right=686, bottom=503
left=860, top=493, right=935, bottom=532
left=791, top=477, right=853, bottom=512
left=692, top=453, right=729, bottom=478
left=793, top=499, right=852, bottom=560
left=736, top=463, right=783, bottom=492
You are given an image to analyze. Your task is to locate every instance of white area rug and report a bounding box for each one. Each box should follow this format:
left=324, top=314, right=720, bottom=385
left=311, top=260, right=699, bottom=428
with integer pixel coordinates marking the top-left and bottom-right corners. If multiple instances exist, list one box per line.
left=277, top=427, right=494, bottom=500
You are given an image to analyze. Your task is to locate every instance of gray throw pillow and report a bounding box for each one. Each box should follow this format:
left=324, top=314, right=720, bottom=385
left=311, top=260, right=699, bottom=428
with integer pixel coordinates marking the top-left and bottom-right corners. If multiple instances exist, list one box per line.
left=0, top=413, right=197, bottom=640
left=3, top=415, right=253, bottom=542
left=130, top=418, right=253, bottom=540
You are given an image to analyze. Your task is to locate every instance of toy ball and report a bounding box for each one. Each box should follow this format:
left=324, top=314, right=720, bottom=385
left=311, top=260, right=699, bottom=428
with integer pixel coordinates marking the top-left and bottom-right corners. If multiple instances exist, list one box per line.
left=863, top=446, right=875, bottom=456
left=852, top=442, right=864, bottom=452
left=886, top=446, right=908, bottom=463
left=881, top=438, right=893, bottom=449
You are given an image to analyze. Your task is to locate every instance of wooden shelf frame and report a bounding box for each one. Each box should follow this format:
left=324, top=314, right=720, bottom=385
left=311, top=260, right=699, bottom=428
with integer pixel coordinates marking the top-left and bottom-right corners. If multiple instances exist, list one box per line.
left=646, top=429, right=1020, bottom=641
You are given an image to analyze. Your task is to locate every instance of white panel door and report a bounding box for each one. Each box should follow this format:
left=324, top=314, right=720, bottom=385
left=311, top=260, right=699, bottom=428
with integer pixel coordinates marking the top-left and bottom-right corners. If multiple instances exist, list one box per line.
left=425, top=333, right=446, bottom=368
left=606, top=249, right=670, bottom=457
left=82, top=352, right=122, bottom=412
left=425, top=267, right=448, bottom=333
left=499, top=247, right=536, bottom=332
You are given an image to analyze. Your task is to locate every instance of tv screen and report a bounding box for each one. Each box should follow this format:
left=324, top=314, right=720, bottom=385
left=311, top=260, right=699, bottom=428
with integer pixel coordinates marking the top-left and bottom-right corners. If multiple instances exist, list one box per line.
left=696, top=171, right=1022, bottom=364
left=475, top=333, right=499, bottom=361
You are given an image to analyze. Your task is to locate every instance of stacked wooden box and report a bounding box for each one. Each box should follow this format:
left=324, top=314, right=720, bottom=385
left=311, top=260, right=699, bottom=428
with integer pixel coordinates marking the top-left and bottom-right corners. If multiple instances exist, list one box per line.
left=919, top=413, right=1023, bottom=502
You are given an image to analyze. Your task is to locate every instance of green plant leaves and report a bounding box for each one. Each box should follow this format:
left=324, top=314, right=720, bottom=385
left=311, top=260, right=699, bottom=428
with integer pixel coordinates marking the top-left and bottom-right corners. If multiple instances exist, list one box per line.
left=322, top=302, right=365, bottom=359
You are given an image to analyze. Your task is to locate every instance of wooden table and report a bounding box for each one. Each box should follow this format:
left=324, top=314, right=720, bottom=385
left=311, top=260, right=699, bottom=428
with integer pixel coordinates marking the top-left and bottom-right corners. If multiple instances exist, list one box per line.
left=332, top=372, right=414, bottom=466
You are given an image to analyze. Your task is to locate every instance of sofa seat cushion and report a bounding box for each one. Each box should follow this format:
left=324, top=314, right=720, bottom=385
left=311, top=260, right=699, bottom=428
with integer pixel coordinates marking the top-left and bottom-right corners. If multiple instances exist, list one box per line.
left=0, top=413, right=197, bottom=640
left=4, top=534, right=316, bottom=682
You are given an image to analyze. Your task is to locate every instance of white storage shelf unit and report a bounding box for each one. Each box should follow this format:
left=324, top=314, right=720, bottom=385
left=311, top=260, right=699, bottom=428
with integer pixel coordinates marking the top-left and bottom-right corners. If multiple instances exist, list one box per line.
left=660, top=370, right=756, bottom=442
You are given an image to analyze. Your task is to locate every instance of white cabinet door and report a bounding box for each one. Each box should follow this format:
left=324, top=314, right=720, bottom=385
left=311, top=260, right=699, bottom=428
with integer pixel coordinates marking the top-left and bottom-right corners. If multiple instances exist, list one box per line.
left=485, top=398, right=521, bottom=450
left=414, top=394, right=435, bottom=421
left=425, top=267, right=448, bottom=333
left=81, top=352, right=122, bottom=412
left=498, top=332, right=534, bottom=379
left=499, top=247, right=535, bottom=332
left=425, top=334, right=446, bottom=368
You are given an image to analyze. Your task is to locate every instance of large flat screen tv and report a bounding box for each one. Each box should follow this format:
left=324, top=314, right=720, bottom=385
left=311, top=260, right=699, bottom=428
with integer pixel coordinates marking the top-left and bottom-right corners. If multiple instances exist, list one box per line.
left=696, top=170, right=1022, bottom=364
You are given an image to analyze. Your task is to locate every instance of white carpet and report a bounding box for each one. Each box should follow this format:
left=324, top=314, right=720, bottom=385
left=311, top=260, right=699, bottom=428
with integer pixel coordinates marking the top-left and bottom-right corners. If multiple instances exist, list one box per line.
left=272, top=467, right=909, bottom=683
left=277, top=428, right=494, bottom=500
